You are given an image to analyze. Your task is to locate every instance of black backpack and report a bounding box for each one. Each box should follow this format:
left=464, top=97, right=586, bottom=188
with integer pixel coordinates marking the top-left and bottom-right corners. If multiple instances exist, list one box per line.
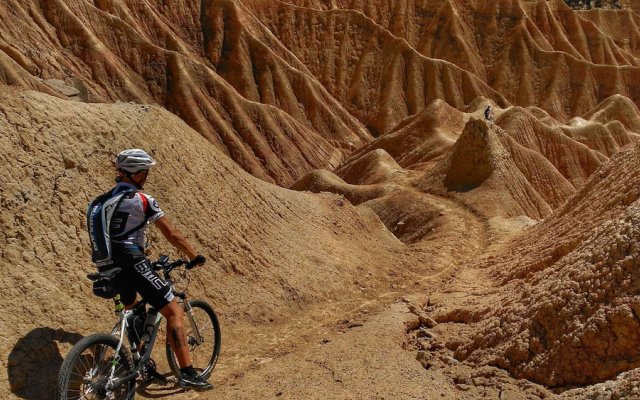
left=86, top=188, right=136, bottom=268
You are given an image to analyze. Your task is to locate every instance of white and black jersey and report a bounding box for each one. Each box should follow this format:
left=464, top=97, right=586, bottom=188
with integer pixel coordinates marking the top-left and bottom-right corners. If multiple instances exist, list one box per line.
left=88, top=182, right=174, bottom=309
left=109, top=182, right=165, bottom=260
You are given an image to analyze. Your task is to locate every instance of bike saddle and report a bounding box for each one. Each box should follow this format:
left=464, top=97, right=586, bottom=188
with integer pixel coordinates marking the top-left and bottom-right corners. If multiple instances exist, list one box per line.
left=87, top=267, right=122, bottom=281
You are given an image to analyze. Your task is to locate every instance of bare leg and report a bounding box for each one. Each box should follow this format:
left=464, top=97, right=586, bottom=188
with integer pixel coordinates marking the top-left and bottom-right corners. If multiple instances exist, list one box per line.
left=160, top=299, right=191, bottom=368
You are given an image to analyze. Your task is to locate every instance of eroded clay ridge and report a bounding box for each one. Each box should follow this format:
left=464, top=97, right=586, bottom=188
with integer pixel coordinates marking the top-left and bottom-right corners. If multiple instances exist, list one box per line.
left=239, top=0, right=509, bottom=136
left=2, top=0, right=638, bottom=184
left=0, top=0, right=508, bottom=185
left=443, top=140, right=640, bottom=388
left=294, top=96, right=639, bottom=229
left=0, top=87, right=406, bottom=399
left=252, top=0, right=640, bottom=120
left=0, top=0, right=375, bottom=185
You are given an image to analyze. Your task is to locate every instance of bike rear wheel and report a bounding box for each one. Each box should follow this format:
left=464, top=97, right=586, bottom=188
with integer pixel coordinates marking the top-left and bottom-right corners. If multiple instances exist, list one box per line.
left=166, top=300, right=221, bottom=379
left=56, top=333, right=135, bottom=400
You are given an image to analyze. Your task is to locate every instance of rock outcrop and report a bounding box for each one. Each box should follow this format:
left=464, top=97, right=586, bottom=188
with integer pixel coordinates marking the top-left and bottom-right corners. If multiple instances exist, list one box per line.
left=446, top=142, right=640, bottom=387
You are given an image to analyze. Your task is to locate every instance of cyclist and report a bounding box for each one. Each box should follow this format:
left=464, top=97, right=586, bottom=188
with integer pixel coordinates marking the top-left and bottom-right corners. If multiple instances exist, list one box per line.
left=87, top=149, right=213, bottom=390
left=484, top=105, right=494, bottom=123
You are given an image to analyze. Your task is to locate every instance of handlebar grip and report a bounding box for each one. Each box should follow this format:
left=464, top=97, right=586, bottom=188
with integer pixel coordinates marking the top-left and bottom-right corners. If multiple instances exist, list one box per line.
left=187, top=255, right=206, bottom=270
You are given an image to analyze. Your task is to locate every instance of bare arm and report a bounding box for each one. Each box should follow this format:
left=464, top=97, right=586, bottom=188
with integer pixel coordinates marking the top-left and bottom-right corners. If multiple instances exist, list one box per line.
left=154, top=216, right=198, bottom=261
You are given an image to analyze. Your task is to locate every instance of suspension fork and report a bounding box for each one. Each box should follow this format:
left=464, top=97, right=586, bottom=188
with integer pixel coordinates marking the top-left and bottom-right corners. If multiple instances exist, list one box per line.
left=177, top=291, right=203, bottom=344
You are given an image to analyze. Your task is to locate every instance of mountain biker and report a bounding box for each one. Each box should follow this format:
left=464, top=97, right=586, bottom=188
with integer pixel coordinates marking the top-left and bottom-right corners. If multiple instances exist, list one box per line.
left=87, top=149, right=213, bottom=390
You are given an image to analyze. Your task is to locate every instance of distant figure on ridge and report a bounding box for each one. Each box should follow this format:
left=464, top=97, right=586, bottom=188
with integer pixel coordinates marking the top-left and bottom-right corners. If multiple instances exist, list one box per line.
left=484, top=105, right=494, bottom=124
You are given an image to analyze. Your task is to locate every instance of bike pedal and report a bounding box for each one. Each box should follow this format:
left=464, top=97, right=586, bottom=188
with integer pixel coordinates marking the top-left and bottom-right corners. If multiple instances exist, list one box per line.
left=149, top=369, right=168, bottom=383
left=141, top=358, right=168, bottom=383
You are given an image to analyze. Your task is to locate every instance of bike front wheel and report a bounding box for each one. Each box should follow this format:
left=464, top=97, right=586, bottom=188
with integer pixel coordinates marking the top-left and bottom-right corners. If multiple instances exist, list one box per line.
left=56, top=333, right=135, bottom=400
left=166, top=299, right=221, bottom=379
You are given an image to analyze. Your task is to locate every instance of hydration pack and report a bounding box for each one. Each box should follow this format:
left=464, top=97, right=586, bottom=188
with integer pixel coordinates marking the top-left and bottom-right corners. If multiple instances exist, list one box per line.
left=86, top=188, right=136, bottom=268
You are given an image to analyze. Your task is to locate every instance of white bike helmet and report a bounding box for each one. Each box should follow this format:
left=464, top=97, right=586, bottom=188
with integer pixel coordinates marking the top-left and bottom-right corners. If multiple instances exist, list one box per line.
left=115, top=149, right=156, bottom=173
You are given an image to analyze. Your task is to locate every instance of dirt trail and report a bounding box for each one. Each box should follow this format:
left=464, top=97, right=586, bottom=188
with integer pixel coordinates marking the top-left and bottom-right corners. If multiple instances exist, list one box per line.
left=137, top=189, right=495, bottom=399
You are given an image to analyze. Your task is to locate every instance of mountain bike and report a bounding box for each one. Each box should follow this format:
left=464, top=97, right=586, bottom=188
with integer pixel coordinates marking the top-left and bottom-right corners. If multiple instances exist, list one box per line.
left=56, top=256, right=221, bottom=400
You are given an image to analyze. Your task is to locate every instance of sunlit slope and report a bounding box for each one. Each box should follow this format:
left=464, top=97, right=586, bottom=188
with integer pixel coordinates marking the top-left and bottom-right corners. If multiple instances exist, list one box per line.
left=443, top=142, right=640, bottom=387
left=0, top=87, right=403, bottom=399
left=0, top=0, right=372, bottom=185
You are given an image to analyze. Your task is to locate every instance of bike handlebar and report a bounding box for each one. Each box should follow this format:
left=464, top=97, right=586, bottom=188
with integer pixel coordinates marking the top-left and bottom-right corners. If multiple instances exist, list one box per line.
left=152, top=258, right=183, bottom=273
left=152, top=256, right=206, bottom=274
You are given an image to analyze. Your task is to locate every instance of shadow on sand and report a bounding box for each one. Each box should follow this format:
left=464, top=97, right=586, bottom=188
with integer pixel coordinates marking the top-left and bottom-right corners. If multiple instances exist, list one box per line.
left=8, top=327, right=83, bottom=400
left=136, top=371, right=189, bottom=399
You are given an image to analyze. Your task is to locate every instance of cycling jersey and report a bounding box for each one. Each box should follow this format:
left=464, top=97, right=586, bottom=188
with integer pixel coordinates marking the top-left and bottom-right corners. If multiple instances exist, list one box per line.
left=88, top=182, right=172, bottom=308
left=109, top=182, right=165, bottom=261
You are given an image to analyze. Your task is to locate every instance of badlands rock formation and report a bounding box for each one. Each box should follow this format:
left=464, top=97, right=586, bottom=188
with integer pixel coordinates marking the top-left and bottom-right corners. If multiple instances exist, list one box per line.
left=2, top=1, right=640, bottom=399
left=0, top=88, right=407, bottom=399
left=0, top=0, right=370, bottom=185
left=270, top=0, right=640, bottom=119
left=3, top=0, right=638, bottom=186
left=445, top=141, right=640, bottom=387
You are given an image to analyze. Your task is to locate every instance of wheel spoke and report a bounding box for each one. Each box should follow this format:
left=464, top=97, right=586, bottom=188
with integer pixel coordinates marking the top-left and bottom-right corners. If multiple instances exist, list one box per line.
left=77, top=352, right=92, bottom=374
left=59, top=335, right=133, bottom=400
left=198, top=320, right=212, bottom=331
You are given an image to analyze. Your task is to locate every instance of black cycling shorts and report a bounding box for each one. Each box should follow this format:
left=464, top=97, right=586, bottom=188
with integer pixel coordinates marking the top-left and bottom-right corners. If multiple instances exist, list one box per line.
left=112, top=258, right=175, bottom=310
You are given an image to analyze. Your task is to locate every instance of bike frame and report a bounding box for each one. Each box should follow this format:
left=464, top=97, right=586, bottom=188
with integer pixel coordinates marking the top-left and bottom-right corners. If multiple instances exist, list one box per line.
left=68, top=256, right=215, bottom=400
left=103, top=290, right=204, bottom=392
left=103, top=308, right=161, bottom=392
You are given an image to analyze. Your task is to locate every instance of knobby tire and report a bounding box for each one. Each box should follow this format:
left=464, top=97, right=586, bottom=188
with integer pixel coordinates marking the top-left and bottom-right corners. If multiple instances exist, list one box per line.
left=165, top=300, right=221, bottom=379
left=56, top=333, right=135, bottom=400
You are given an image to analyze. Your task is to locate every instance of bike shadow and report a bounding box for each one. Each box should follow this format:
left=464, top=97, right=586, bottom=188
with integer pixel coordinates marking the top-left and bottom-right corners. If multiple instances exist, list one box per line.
left=8, top=327, right=84, bottom=400
left=137, top=373, right=190, bottom=398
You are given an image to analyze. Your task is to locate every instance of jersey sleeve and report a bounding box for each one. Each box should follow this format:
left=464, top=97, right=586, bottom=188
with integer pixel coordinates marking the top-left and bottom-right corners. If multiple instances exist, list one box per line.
left=141, top=193, right=165, bottom=223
